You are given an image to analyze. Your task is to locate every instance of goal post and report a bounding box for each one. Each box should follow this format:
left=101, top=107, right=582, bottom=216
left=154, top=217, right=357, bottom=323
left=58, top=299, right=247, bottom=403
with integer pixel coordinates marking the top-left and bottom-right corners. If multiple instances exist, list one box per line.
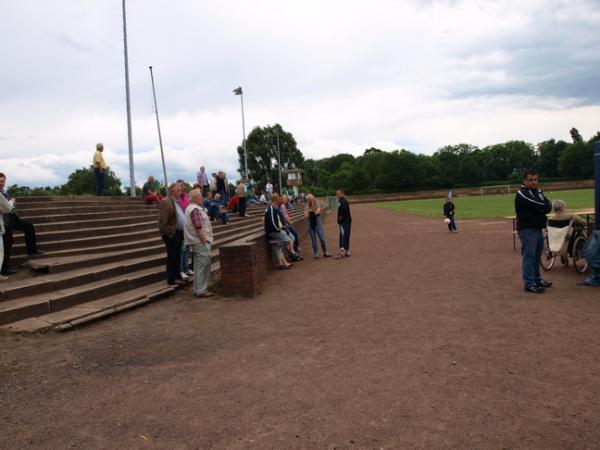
left=479, top=184, right=511, bottom=196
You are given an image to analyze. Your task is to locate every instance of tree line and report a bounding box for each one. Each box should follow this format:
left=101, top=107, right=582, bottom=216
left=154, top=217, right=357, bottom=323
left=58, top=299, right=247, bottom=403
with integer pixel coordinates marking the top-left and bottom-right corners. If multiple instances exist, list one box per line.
left=301, top=128, right=599, bottom=195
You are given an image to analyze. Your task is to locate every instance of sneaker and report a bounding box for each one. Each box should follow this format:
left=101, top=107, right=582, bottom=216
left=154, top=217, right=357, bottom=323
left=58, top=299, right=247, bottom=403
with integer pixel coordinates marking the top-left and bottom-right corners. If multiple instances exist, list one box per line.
left=524, top=285, right=545, bottom=294
left=323, top=253, right=332, bottom=258
left=537, top=279, right=553, bottom=288
left=179, top=272, right=189, bottom=280
left=345, top=251, right=351, bottom=257
left=186, top=269, right=194, bottom=276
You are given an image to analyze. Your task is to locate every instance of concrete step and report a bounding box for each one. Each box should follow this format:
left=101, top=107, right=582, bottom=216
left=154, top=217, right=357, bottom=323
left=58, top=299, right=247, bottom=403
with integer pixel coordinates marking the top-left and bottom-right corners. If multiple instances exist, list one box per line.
left=19, top=209, right=158, bottom=224
left=0, top=253, right=166, bottom=302
left=13, top=220, right=157, bottom=245
left=0, top=266, right=167, bottom=325
left=16, top=204, right=157, bottom=217
left=33, top=213, right=159, bottom=232
left=9, top=228, right=159, bottom=255
left=1, top=281, right=178, bottom=333
left=14, top=195, right=148, bottom=204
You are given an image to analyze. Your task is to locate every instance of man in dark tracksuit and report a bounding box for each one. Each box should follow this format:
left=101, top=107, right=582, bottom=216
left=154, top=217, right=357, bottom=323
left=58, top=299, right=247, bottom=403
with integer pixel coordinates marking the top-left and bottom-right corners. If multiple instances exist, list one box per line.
left=515, top=170, right=552, bottom=293
left=336, top=189, right=352, bottom=258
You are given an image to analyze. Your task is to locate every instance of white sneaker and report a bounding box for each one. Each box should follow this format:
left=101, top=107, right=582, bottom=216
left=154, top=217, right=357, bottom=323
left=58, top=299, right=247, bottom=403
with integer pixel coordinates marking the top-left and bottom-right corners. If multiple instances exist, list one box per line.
left=180, top=272, right=189, bottom=280
left=186, top=269, right=194, bottom=276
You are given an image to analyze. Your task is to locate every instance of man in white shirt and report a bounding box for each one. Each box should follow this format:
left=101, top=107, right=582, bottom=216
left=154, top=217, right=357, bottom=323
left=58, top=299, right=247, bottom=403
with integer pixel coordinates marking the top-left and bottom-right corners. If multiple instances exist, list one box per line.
left=265, top=180, right=273, bottom=200
left=184, top=189, right=214, bottom=298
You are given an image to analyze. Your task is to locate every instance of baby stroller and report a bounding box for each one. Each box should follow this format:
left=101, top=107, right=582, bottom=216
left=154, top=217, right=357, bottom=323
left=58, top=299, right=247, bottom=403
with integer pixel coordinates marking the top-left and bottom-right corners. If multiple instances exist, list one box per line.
left=540, top=217, right=589, bottom=274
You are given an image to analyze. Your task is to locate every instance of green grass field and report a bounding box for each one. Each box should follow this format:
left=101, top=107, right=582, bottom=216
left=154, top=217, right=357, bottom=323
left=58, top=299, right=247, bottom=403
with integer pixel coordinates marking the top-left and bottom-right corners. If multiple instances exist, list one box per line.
left=370, top=189, right=594, bottom=220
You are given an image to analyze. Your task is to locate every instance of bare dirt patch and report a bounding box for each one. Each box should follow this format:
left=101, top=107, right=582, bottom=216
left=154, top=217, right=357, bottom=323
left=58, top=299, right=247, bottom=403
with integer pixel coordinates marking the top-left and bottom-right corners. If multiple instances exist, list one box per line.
left=2, top=205, right=600, bottom=449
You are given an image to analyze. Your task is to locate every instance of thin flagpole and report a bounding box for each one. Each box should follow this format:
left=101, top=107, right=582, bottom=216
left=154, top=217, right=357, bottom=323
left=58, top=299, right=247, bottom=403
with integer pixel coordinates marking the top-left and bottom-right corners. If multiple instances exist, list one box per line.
left=122, top=0, right=136, bottom=196
left=149, top=66, right=168, bottom=187
left=276, top=127, right=282, bottom=193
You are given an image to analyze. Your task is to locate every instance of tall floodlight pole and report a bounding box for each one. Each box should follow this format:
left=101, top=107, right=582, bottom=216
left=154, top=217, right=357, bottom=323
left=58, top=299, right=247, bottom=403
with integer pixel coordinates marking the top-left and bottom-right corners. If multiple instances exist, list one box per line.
left=276, top=127, right=283, bottom=193
left=122, top=0, right=136, bottom=196
left=149, top=66, right=168, bottom=187
left=233, top=86, right=248, bottom=182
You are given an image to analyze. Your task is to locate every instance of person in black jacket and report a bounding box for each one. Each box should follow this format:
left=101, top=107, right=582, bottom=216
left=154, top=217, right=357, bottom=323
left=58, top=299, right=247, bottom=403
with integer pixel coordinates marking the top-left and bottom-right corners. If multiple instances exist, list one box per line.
left=443, top=196, right=457, bottom=232
left=515, top=170, right=553, bottom=293
left=264, top=194, right=299, bottom=269
left=336, top=189, right=352, bottom=258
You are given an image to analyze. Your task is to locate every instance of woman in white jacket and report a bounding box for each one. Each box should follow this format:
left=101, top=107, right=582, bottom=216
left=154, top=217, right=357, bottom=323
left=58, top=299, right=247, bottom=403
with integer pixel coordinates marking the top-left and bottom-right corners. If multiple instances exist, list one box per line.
left=0, top=193, right=13, bottom=280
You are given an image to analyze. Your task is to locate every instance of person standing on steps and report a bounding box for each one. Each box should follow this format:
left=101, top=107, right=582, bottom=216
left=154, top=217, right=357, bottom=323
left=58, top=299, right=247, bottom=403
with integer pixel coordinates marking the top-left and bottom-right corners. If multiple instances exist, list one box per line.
left=335, top=189, right=352, bottom=259
left=93, top=142, right=106, bottom=196
left=158, top=183, right=185, bottom=286
left=184, top=189, right=214, bottom=298
left=0, top=173, right=43, bottom=276
left=196, top=166, right=210, bottom=196
left=443, top=196, right=458, bottom=232
left=0, top=183, right=13, bottom=281
left=515, top=170, right=553, bottom=294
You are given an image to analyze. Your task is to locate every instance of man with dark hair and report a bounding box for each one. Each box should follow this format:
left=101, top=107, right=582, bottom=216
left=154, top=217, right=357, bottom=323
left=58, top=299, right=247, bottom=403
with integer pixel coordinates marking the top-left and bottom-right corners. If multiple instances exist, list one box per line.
left=335, top=189, right=352, bottom=258
left=515, top=170, right=552, bottom=293
left=0, top=173, right=42, bottom=275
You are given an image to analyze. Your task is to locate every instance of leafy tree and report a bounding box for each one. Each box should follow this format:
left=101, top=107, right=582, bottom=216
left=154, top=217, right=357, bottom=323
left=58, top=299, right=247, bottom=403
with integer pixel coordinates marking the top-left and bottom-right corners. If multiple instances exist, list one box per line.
left=7, top=185, right=61, bottom=197
left=60, top=166, right=123, bottom=196
left=537, top=139, right=567, bottom=178
left=237, top=124, right=304, bottom=192
left=570, top=127, right=584, bottom=144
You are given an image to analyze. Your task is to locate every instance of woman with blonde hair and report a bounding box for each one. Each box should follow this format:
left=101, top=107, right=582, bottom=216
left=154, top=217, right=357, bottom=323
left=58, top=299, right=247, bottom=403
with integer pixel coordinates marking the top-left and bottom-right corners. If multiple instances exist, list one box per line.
left=304, top=194, right=331, bottom=259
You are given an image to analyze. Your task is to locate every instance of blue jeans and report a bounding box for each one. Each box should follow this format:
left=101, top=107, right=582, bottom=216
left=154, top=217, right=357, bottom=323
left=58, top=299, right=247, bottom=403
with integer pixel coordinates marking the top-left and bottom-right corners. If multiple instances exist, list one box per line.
left=308, top=218, right=328, bottom=256
left=447, top=215, right=457, bottom=231
left=94, top=168, right=105, bottom=196
left=339, top=221, right=351, bottom=251
left=180, top=241, right=190, bottom=274
left=518, top=227, right=544, bottom=288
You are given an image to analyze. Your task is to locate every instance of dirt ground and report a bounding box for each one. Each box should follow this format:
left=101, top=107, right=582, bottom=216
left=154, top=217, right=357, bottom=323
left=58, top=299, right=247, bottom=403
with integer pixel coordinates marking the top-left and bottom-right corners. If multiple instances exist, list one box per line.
left=2, top=205, right=600, bottom=449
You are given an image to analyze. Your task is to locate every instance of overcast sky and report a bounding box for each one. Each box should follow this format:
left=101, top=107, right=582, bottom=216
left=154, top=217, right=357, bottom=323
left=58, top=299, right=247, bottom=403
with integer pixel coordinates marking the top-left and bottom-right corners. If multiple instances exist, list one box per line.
left=1, top=0, right=599, bottom=188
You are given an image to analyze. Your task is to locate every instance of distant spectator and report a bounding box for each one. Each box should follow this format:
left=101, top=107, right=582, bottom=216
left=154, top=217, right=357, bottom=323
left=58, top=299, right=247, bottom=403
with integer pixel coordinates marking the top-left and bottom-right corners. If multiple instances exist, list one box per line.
left=335, top=189, right=352, bottom=258
left=248, top=188, right=261, bottom=205
left=210, top=172, right=217, bottom=194
left=209, top=193, right=229, bottom=224
left=515, top=170, right=552, bottom=294
left=304, top=194, right=331, bottom=259
left=227, top=195, right=239, bottom=213
left=259, top=192, right=267, bottom=204
left=264, top=194, right=293, bottom=270
left=176, top=180, right=192, bottom=279
left=93, top=142, right=106, bottom=196
left=184, top=189, right=214, bottom=298
left=236, top=181, right=248, bottom=217
left=216, top=171, right=227, bottom=205
left=0, top=173, right=42, bottom=276
left=265, top=180, right=273, bottom=200
left=443, top=196, right=458, bottom=233
left=196, top=166, right=210, bottom=195
left=279, top=195, right=300, bottom=253
left=142, top=176, right=163, bottom=205
left=158, top=183, right=186, bottom=285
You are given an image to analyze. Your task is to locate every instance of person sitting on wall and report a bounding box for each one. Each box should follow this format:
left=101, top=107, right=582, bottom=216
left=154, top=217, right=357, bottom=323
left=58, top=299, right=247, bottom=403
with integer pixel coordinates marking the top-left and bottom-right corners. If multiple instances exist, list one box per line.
left=279, top=194, right=301, bottom=254
left=264, top=193, right=294, bottom=270
left=142, top=176, right=164, bottom=205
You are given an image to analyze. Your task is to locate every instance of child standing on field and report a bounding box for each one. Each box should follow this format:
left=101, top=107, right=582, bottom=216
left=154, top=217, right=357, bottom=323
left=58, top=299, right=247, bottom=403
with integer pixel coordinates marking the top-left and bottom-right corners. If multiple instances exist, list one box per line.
left=443, top=196, right=458, bottom=232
